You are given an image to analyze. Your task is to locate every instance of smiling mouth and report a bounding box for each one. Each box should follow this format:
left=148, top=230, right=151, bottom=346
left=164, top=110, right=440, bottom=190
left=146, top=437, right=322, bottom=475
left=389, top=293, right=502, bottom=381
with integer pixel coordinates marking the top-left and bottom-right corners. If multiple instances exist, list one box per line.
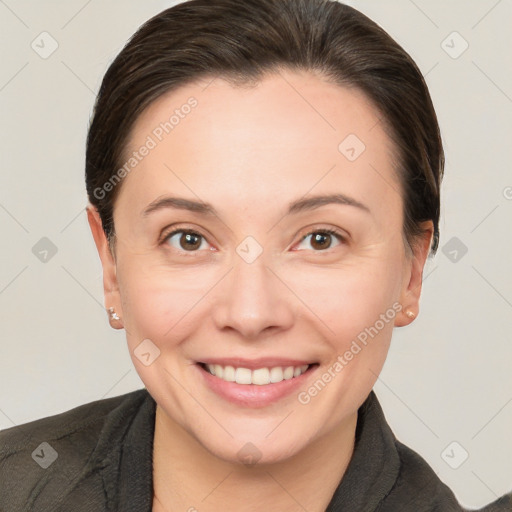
left=198, top=362, right=318, bottom=385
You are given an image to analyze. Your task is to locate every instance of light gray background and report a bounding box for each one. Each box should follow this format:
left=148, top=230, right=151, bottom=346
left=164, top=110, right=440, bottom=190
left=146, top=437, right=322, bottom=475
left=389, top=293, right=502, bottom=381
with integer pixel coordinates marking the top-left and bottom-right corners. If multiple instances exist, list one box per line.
left=0, top=0, right=511, bottom=508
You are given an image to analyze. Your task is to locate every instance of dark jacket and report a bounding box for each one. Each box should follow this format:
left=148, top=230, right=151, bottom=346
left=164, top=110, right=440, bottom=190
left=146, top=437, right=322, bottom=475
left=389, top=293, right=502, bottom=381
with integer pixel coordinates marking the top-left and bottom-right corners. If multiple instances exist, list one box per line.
left=0, top=388, right=510, bottom=511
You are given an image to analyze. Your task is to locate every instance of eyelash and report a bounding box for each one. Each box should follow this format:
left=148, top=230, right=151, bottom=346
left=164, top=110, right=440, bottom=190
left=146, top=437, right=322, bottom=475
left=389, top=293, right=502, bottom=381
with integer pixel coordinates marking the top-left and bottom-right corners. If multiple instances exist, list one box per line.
left=296, top=228, right=347, bottom=250
left=160, top=226, right=347, bottom=255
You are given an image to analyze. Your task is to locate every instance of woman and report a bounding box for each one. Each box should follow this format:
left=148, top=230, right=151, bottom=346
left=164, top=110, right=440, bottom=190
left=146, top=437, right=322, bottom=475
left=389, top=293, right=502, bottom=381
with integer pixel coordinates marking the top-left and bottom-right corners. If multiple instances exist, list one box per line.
left=0, top=0, right=510, bottom=510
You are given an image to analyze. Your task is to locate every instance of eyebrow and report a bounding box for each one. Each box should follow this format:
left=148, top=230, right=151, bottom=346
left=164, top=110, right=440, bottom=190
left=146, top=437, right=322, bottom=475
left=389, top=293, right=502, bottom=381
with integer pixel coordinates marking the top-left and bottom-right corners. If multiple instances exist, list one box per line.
left=142, top=193, right=371, bottom=217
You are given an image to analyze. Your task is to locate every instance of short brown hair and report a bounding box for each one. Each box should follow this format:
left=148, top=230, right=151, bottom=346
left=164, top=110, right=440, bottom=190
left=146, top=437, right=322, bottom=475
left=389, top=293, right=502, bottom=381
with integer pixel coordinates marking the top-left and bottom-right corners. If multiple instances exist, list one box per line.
left=85, top=0, right=444, bottom=254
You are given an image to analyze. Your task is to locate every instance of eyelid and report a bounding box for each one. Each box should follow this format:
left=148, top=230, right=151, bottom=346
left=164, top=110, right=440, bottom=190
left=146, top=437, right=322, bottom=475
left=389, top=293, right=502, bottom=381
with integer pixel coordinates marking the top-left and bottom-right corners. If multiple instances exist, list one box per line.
left=159, top=223, right=349, bottom=253
left=293, top=226, right=349, bottom=250
left=159, top=225, right=215, bottom=257
left=298, top=223, right=349, bottom=240
left=316, top=228, right=346, bottom=239
left=160, top=224, right=210, bottom=244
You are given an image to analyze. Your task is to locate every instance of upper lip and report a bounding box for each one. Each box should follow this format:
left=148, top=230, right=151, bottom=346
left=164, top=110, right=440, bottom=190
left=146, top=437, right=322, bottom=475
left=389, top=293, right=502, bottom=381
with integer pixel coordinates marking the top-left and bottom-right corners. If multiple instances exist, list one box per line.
left=198, top=358, right=317, bottom=369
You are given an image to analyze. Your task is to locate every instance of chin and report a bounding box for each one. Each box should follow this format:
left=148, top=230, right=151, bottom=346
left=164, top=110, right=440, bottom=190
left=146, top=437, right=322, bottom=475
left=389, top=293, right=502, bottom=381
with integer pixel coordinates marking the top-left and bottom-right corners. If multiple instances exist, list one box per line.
left=199, top=434, right=308, bottom=467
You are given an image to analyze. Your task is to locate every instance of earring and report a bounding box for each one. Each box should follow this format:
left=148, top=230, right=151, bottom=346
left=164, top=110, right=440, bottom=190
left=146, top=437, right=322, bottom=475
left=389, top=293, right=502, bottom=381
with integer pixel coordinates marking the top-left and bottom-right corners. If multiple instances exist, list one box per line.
left=405, top=309, right=416, bottom=319
left=108, top=307, right=120, bottom=321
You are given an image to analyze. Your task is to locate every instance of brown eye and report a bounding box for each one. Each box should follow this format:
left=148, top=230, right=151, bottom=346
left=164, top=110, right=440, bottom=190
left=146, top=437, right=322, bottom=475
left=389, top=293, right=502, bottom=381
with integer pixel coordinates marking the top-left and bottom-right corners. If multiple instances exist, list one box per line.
left=164, top=230, right=207, bottom=252
left=310, top=232, right=333, bottom=250
left=295, top=229, right=346, bottom=251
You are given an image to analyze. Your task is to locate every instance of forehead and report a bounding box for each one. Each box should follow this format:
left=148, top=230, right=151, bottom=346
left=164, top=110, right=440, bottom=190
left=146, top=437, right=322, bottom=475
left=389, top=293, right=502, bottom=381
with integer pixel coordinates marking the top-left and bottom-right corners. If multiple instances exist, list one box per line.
left=119, top=69, right=401, bottom=219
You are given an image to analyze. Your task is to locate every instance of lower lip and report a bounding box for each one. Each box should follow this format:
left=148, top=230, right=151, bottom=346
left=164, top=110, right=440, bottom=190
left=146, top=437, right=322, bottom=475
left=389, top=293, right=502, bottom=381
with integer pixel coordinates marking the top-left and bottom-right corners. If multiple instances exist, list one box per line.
left=196, top=364, right=318, bottom=408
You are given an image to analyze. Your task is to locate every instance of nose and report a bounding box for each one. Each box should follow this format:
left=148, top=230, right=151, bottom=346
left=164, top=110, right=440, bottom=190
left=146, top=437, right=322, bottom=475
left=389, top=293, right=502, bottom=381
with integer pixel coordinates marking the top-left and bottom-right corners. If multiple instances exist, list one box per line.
left=212, top=252, right=294, bottom=340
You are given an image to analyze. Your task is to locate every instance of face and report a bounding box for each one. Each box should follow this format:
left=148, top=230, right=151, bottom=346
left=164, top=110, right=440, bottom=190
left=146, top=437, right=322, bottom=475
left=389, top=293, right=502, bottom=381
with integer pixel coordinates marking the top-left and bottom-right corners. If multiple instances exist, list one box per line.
left=89, top=69, right=431, bottom=464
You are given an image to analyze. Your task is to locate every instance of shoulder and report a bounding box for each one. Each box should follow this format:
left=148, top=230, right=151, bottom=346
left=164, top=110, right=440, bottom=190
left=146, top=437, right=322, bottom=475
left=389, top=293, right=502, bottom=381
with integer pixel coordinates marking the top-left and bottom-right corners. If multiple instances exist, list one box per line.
left=0, top=388, right=148, bottom=455
left=477, top=493, right=512, bottom=512
left=0, top=388, right=151, bottom=511
left=387, top=440, right=511, bottom=511
left=387, top=439, right=463, bottom=510
left=357, top=393, right=465, bottom=510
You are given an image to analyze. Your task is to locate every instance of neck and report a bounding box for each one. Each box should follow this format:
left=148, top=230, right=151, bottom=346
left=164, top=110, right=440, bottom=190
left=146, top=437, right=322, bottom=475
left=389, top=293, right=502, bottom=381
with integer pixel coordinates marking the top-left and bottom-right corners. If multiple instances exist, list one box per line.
left=151, top=405, right=357, bottom=512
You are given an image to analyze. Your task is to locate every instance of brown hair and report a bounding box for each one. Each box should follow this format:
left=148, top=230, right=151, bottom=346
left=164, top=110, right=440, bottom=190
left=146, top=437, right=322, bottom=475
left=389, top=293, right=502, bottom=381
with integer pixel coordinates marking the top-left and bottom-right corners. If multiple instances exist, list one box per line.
left=85, top=0, right=444, bottom=254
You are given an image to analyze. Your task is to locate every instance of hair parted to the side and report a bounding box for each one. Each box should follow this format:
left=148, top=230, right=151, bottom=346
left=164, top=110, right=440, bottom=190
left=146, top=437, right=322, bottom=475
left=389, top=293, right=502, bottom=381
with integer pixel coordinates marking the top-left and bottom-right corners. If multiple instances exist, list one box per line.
left=85, top=0, right=444, bottom=255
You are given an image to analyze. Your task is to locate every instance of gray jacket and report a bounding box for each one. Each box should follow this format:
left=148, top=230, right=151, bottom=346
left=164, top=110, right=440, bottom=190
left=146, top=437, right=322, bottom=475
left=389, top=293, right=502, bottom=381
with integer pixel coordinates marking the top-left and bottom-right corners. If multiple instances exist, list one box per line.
left=0, top=388, right=510, bottom=511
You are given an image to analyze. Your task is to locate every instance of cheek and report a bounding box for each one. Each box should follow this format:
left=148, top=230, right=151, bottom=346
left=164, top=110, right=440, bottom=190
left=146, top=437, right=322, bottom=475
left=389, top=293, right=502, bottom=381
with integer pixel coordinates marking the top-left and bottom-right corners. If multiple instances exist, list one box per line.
left=287, top=256, right=403, bottom=342
left=285, top=259, right=402, bottom=427
left=116, top=257, right=221, bottom=350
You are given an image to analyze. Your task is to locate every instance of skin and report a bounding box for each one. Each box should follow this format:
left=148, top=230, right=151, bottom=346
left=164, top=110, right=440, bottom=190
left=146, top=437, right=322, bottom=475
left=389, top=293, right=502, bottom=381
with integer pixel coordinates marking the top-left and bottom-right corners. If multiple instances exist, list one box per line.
left=88, top=68, right=433, bottom=511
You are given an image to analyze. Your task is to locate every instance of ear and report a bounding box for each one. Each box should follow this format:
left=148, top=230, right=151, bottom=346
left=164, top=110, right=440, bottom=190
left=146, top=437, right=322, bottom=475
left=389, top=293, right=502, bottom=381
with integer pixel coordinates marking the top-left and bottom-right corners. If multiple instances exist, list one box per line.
left=395, top=221, right=434, bottom=327
left=86, top=205, right=124, bottom=329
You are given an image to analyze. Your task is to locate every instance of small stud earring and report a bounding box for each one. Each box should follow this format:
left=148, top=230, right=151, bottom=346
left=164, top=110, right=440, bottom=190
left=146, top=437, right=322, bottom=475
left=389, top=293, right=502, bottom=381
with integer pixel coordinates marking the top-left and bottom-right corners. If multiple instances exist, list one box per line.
left=405, top=309, right=416, bottom=319
left=108, top=307, right=120, bottom=321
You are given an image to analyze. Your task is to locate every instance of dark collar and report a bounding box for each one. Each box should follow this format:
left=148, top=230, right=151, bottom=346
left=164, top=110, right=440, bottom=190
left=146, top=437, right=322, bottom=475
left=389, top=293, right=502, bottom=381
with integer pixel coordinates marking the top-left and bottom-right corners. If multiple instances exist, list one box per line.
left=325, top=391, right=400, bottom=511
left=103, top=389, right=398, bottom=511
left=89, top=389, right=156, bottom=511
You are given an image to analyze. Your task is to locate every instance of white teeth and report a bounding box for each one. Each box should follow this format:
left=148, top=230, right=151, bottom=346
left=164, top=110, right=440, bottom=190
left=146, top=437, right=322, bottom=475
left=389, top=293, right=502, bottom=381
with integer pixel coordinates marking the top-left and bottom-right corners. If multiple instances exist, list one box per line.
left=205, top=363, right=310, bottom=385
left=235, top=367, right=252, bottom=384
left=283, top=366, right=294, bottom=380
left=223, top=365, right=235, bottom=382
left=252, top=368, right=270, bottom=385
left=269, top=367, right=283, bottom=383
